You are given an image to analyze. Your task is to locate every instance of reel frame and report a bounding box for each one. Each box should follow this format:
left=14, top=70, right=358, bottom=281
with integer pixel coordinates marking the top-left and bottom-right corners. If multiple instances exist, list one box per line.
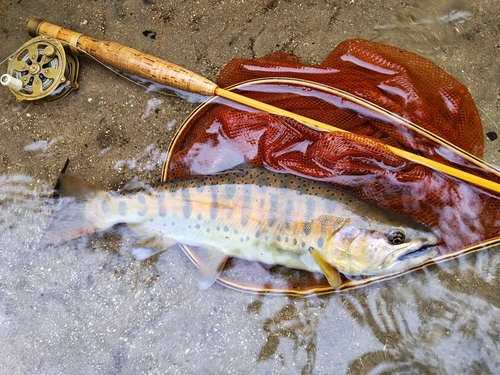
left=2, top=36, right=79, bottom=102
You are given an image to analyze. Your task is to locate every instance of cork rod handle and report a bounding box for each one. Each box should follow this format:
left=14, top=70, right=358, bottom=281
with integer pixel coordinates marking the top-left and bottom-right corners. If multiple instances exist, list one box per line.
left=27, top=18, right=218, bottom=96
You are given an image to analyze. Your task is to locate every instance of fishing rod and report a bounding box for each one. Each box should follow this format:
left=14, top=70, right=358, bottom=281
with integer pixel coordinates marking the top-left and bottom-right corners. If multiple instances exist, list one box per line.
left=3, top=18, right=500, bottom=194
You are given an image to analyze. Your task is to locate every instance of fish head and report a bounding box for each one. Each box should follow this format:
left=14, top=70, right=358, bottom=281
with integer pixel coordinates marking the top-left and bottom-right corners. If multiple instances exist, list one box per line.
left=326, top=223, right=440, bottom=277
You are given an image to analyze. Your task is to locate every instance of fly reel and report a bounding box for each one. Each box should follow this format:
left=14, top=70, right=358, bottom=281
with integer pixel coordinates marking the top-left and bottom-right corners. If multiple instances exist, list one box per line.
left=1, top=36, right=79, bottom=102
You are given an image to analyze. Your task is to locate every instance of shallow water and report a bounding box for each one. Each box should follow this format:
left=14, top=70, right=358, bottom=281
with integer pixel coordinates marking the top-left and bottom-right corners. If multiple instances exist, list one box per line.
left=1, top=0, right=500, bottom=374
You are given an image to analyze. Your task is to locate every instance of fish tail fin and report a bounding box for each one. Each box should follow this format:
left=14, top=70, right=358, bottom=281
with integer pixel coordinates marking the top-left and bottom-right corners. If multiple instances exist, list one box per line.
left=41, top=174, right=103, bottom=245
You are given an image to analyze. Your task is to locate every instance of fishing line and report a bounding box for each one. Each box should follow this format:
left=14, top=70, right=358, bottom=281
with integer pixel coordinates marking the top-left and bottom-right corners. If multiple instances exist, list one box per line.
left=0, top=51, right=32, bottom=126
left=38, top=37, right=182, bottom=101
left=478, top=105, right=500, bottom=138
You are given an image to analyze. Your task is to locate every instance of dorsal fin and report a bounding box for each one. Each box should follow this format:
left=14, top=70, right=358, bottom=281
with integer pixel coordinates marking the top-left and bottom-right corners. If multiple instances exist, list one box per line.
left=57, top=174, right=101, bottom=201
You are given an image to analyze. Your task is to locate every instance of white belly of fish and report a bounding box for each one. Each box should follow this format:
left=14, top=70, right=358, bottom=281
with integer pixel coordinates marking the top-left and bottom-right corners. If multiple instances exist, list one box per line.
left=131, top=211, right=322, bottom=274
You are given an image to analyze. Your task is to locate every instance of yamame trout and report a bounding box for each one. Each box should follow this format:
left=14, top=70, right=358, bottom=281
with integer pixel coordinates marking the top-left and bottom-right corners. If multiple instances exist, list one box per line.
left=43, top=168, right=440, bottom=288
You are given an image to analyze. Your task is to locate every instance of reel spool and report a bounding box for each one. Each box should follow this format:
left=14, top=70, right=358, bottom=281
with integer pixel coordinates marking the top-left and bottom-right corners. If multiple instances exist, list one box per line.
left=1, top=36, right=79, bottom=102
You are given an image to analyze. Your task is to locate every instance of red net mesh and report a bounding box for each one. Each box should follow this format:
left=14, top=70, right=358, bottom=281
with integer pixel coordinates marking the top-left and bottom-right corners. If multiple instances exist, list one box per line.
left=166, top=38, right=500, bottom=257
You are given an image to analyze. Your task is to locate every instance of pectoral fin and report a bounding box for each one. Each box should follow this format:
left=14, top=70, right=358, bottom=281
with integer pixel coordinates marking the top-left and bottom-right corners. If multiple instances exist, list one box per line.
left=190, top=247, right=229, bottom=290
left=309, top=248, right=342, bottom=288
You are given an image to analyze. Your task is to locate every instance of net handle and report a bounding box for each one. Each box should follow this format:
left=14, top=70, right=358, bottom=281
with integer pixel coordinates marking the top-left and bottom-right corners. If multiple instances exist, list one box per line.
left=27, top=18, right=500, bottom=195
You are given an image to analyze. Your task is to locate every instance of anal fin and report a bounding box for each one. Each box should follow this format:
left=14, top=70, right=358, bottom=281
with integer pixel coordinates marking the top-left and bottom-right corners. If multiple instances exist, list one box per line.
left=309, top=248, right=342, bottom=288
left=190, top=247, right=229, bottom=290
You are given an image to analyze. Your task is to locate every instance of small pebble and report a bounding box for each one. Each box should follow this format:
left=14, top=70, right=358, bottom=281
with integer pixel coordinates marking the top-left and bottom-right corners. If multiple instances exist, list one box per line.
left=486, top=131, right=497, bottom=141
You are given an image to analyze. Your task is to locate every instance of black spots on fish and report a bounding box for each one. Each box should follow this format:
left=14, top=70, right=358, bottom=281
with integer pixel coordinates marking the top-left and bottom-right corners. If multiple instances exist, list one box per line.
left=333, top=192, right=345, bottom=203
left=146, top=181, right=165, bottom=190
left=195, top=224, right=201, bottom=229
left=301, top=241, right=306, bottom=248
left=255, top=229, right=261, bottom=238
left=336, top=192, right=354, bottom=205
left=118, top=201, right=127, bottom=216
left=234, top=229, right=239, bottom=235
left=241, top=186, right=251, bottom=227
left=197, top=213, right=203, bottom=221
left=303, top=185, right=320, bottom=197
left=293, top=238, right=297, bottom=246
left=223, top=226, right=229, bottom=232
left=277, top=235, right=282, bottom=242
left=268, top=194, right=279, bottom=227
left=273, top=175, right=289, bottom=190
left=285, top=236, right=289, bottom=243
left=256, top=170, right=270, bottom=188
left=181, top=189, right=192, bottom=219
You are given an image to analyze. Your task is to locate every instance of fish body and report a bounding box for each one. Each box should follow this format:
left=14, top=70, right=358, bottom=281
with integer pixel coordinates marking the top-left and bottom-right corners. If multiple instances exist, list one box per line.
left=43, top=169, right=440, bottom=288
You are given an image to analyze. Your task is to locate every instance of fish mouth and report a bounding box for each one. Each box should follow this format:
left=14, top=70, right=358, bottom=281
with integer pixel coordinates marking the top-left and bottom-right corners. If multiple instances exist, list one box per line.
left=396, top=245, right=438, bottom=262
left=383, top=234, right=440, bottom=269
left=380, top=244, right=438, bottom=273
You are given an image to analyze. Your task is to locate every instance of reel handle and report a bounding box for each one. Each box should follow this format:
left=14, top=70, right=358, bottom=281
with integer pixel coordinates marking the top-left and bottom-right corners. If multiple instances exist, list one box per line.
left=27, top=18, right=218, bottom=96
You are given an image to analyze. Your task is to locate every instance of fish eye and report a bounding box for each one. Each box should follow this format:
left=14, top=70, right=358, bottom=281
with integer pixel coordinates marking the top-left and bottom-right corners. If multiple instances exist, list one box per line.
left=387, top=230, right=406, bottom=245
